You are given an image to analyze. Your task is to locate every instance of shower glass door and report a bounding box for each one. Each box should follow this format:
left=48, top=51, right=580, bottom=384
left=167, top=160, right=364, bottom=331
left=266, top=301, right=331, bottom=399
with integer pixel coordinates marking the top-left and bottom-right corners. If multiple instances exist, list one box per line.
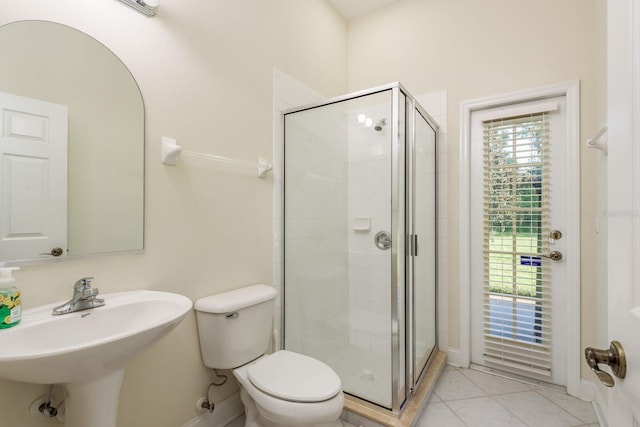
left=283, top=89, right=397, bottom=408
left=283, top=83, right=438, bottom=412
left=411, top=107, right=438, bottom=385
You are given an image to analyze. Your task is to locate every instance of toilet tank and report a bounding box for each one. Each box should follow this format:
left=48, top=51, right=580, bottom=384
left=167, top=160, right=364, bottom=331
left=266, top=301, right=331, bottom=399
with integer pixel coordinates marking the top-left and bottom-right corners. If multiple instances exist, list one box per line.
left=194, top=284, right=277, bottom=369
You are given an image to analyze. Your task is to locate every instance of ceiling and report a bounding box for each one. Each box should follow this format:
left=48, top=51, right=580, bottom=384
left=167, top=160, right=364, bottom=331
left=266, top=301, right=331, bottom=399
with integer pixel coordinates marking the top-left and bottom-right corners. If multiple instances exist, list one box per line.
left=327, top=0, right=401, bottom=20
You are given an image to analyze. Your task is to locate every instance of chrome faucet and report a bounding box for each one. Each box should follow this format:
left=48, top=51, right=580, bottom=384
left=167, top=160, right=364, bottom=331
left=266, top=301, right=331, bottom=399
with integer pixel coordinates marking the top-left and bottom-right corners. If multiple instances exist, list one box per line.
left=52, top=277, right=105, bottom=315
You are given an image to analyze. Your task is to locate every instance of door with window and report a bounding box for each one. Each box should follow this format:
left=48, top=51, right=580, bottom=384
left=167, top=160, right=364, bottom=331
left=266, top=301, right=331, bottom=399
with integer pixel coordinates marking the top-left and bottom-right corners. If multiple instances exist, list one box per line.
left=470, top=97, right=568, bottom=385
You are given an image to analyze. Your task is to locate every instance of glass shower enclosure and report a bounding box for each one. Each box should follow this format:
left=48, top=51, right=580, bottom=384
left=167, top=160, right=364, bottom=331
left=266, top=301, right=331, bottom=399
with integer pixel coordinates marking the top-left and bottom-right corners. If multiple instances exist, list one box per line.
left=282, top=83, right=437, bottom=412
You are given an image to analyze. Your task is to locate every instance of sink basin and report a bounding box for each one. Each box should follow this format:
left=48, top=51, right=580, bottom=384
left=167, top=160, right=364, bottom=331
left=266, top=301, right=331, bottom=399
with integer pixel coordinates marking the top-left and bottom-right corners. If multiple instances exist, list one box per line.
left=0, top=290, right=192, bottom=427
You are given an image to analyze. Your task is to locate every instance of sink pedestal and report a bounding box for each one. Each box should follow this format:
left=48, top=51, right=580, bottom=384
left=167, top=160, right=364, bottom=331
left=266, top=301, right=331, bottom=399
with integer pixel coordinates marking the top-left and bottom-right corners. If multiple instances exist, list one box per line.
left=64, top=368, right=125, bottom=427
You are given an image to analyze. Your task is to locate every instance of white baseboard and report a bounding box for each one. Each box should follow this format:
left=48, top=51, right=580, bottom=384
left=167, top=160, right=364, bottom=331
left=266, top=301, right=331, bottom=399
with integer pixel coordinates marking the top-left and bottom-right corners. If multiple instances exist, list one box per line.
left=592, top=382, right=609, bottom=427
left=578, top=378, right=596, bottom=401
left=446, top=348, right=461, bottom=367
left=181, top=392, right=243, bottom=427
left=579, top=378, right=609, bottom=426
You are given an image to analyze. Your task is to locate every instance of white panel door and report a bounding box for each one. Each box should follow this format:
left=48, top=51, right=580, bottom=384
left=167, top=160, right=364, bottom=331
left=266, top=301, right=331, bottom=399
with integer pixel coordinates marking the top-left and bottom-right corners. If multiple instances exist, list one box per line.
left=605, top=0, right=640, bottom=425
left=0, top=92, right=68, bottom=261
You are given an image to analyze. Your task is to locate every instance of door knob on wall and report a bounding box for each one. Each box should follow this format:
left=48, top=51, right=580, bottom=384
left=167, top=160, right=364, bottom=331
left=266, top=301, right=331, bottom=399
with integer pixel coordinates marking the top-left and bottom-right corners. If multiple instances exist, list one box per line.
left=584, top=340, right=626, bottom=387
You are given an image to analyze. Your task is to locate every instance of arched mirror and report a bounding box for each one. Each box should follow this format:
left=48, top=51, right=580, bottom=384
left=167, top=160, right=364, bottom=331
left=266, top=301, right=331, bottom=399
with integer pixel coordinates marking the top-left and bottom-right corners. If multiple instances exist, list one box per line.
left=0, top=21, right=144, bottom=265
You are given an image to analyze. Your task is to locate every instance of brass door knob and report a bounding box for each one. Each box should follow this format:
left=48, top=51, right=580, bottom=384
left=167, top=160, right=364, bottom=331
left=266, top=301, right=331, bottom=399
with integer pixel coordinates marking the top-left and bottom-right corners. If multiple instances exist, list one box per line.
left=550, top=229, right=563, bottom=240
left=584, top=341, right=626, bottom=387
left=40, top=247, right=63, bottom=257
left=541, top=251, right=563, bottom=262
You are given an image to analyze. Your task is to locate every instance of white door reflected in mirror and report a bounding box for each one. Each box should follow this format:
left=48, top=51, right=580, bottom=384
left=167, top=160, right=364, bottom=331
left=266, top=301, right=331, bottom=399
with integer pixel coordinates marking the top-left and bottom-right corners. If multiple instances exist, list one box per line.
left=0, top=91, right=67, bottom=261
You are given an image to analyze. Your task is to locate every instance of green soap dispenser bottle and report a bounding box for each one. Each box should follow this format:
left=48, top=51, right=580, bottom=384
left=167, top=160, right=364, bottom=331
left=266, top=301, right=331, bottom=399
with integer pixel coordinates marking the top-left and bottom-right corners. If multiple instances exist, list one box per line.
left=0, top=267, right=21, bottom=329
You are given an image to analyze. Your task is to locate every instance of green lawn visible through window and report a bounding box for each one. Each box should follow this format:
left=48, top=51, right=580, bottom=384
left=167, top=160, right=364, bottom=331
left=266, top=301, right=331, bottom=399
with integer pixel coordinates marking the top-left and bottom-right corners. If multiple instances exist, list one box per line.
left=487, top=232, right=540, bottom=298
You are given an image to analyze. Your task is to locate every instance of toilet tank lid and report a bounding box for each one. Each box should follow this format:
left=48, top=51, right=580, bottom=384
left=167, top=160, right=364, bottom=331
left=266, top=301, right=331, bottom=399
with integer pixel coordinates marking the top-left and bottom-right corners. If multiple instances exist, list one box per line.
left=194, top=284, right=277, bottom=313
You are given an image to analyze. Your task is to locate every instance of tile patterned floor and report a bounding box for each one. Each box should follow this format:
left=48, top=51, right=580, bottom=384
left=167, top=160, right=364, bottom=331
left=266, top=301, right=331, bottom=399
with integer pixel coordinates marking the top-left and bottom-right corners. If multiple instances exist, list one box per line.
left=415, top=366, right=600, bottom=427
left=225, top=366, right=600, bottom=427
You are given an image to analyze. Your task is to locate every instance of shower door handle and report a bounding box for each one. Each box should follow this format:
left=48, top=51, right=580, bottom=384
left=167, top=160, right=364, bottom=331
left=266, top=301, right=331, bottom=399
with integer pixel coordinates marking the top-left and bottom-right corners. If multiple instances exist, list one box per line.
left=409, top=234, right=418, bottom=256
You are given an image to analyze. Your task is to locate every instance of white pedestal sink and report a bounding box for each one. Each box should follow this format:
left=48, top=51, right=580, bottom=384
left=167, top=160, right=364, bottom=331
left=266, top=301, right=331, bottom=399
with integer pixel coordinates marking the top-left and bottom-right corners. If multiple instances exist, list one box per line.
left=0, top=290, right=192, bottom=427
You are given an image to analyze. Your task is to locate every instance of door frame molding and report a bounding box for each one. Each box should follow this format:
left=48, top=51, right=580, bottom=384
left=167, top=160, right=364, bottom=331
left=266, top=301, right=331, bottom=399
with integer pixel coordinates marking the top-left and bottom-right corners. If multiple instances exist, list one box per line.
left=458, top=80, right=581, bottom=396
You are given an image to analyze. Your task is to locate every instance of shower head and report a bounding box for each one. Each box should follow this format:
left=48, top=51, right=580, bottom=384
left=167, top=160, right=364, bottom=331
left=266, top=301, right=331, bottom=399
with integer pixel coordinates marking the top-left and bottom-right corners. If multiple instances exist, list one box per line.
left=374, top=118, right=388, bottom=132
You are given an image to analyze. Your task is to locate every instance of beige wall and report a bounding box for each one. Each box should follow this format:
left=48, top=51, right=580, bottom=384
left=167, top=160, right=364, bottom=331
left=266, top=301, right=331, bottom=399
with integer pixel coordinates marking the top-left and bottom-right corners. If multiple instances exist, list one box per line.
left=0, top=1, right=347, bottom=426
left=347, top=0, right=604, bottom=380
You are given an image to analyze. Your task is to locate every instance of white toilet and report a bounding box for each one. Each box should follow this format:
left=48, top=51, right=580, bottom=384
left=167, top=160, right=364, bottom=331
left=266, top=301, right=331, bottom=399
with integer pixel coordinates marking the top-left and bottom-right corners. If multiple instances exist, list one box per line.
left=194, top=284, right=344, bottom=427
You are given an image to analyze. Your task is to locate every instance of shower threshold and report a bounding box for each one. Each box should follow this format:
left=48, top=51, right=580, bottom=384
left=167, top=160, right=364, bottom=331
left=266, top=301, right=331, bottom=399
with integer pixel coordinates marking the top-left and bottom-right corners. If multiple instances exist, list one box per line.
left=343, top=351, right=446, bottom=427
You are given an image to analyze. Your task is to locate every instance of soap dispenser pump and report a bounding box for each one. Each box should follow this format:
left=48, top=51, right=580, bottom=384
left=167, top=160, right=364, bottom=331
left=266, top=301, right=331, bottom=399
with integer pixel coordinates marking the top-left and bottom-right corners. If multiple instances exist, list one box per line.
left=0, top=267, right=21, bottom=329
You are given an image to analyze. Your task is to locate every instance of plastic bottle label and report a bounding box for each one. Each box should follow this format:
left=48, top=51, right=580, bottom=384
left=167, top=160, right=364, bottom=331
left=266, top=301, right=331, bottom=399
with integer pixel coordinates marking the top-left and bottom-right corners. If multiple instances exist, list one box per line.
left=10, top=305, right=21, bottom=321
left=0, top=290, right=21, bottom=328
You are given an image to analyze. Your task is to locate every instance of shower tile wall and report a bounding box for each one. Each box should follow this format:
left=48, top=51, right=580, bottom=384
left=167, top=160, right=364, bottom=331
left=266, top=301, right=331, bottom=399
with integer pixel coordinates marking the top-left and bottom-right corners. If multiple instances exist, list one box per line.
left=344, top=93, right=448, bottom=358
left=283, top=107, right=349, bottom=359
left=346, top=104, right=392, bottom=357
left=272, top=68, right=325, bottom=350
left=275, top=69, right=354, bottom=362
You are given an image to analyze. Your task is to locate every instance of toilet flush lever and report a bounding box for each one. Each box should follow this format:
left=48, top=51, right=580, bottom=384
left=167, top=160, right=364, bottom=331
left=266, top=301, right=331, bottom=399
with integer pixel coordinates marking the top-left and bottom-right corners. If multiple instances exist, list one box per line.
left=226, top=312, right=239, bottom=319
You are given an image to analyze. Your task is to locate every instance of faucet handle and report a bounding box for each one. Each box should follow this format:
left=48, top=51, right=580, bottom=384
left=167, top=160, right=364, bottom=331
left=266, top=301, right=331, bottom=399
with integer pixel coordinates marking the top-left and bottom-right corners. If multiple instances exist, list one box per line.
left=74, top=276, right=94, bottom=289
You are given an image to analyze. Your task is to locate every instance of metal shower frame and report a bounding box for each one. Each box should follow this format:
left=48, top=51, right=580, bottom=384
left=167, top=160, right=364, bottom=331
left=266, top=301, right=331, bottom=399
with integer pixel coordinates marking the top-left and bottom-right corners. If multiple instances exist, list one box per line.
left=281, top=82, right=439, bottom=413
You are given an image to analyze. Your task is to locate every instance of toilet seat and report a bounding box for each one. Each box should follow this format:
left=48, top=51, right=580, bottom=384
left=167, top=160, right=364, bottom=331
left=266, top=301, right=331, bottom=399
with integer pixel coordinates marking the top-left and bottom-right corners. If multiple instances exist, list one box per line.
left=247, top=350, right=341, bottom=402
left=233, top=353, right=344, bottom=426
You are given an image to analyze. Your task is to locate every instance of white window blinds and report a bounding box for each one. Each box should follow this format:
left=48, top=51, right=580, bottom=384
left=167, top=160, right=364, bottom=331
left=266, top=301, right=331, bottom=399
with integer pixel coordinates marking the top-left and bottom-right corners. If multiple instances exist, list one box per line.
left=482, top=112, right=552, bottom=376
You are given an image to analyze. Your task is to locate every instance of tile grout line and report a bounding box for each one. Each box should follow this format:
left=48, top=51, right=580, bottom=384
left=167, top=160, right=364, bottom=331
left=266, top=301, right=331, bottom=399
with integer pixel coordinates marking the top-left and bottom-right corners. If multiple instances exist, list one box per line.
left=531, top=388, right=591, bottom=426
left=487, top=394, right=534, bottom=427
left=437, top=368, right=547, bottom=427
left=430, top=367, right=599, bottom=427
left=455, top=368, right=533, bottom=426
left=458, top=366, right=587, bottom=425
left=439, top=399, right=471, bottom=427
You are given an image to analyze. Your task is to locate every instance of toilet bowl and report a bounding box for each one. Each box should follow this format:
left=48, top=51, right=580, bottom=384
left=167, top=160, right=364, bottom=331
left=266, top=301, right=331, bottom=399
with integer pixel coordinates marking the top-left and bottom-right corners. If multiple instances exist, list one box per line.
left=194, top=284, right=345, bottom=427
left=233, top=351, right=344, bottom=427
